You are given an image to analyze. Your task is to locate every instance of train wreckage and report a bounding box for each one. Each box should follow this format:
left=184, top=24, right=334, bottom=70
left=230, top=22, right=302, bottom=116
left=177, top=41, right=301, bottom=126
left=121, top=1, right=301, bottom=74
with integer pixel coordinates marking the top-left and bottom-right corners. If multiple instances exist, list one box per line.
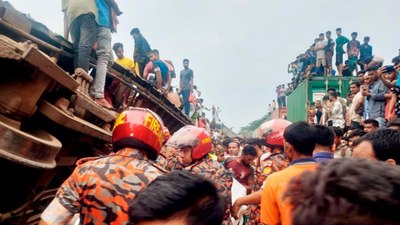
left=0, top=1, right=192, bottom=224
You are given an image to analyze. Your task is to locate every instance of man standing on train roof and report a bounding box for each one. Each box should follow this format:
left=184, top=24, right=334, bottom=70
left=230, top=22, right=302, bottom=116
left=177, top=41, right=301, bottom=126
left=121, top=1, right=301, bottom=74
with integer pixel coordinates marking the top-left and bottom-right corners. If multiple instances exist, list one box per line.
left=130, top=27, right=151, bottom=77
left=62, top=0, right=122, bottom=110
left=325, top=31, right=335, bottom=76
left=314, top=33, right=327, bottom=76
left=39, top=108, right=166, bottom=225
left=166, top=125, right=233, bottom=225
left=179, top=58, right=194, bottom=116
left=335, top=28, right=349, bottom=76
left=347, top=32, right=361, bottom=73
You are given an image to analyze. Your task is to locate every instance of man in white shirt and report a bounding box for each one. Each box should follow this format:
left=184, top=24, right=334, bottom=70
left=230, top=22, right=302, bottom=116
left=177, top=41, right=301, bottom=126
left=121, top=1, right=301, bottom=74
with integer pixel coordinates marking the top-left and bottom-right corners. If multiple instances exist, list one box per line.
left=268, top=104, right=274, bottom=116
left=315, top=33, right=327, bottom=76
left=328, top=91, right=345, bottom=128
left=349, top=81, right=364, bottom=129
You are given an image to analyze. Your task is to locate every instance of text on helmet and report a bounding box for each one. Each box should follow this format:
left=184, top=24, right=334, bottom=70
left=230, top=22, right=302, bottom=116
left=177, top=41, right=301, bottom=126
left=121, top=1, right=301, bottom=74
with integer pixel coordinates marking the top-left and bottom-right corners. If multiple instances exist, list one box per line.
left=144, top=114, right=163, bottom=143
left=201, top=137, right=211, bottom=145
left=113, top=112, right=126, bottom=131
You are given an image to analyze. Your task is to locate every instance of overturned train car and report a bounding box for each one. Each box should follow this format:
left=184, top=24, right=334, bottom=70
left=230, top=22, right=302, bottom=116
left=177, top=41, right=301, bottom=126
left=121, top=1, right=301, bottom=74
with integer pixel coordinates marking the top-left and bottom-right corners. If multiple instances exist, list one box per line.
left=0, top=1, right=191, bottom=224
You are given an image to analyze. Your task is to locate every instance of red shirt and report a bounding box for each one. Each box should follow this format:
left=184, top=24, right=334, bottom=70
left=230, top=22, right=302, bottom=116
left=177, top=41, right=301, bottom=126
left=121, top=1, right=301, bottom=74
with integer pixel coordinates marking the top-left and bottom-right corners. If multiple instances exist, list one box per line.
left=226, top=159, right=254, bottom=186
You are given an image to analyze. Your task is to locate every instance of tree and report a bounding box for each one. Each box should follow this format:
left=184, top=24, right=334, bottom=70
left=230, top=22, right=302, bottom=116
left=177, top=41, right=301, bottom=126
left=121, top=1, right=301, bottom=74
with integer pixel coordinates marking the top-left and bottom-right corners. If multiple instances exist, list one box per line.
left=239, top=113, right=269, bottom=135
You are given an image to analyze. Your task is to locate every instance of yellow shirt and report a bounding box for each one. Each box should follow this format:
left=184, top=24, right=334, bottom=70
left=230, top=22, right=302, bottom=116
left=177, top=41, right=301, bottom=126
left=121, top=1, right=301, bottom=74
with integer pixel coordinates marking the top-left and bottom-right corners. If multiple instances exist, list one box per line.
left=260, top=161, right=317, bottom=225
left=115, top=57, right=135, bottom=73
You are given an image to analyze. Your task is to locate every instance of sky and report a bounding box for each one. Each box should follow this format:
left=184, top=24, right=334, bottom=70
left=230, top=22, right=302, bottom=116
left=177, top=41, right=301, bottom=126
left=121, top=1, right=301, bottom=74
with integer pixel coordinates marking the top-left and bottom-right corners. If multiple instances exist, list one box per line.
left=7, top=0, right=400, bottom=132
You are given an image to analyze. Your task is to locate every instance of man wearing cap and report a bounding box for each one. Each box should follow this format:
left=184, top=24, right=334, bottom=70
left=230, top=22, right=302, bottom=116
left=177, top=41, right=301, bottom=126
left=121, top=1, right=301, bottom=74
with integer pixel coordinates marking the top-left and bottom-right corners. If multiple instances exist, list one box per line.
left=388, top=62, right=400, bottom=120
left=377, top=65, right=397, bottom=89
left=39, top=108, right=166, bottom=225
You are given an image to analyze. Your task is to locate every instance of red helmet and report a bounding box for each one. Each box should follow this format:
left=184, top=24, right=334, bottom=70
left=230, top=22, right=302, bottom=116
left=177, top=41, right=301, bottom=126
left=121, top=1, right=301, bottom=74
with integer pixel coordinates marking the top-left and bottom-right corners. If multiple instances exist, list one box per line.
left=163, top=127, right=171, bottom=143
left=112, top=107, right=164, bottom=160
left=166, top=125, right=212, bottom=160
left=261, top=119, right=292, bottom=146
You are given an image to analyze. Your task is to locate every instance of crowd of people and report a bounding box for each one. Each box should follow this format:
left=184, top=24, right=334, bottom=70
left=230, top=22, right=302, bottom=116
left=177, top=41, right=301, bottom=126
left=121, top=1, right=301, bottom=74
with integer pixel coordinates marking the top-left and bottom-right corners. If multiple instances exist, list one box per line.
left=270, top=83, right=294, bottom=113
left=63, top=0, right=223, bottom=129
left=38, top=106, right=400, bottom=225
left=305, top=55, right=400, bottom=136
left=287, top=28, right=379, bottom=89
left=44, top=2, right=400, bottom=224
left=116, top=28, right=230, bottom=131
left=283, top=27, right=400, bottom=133
left=271, top=28, right=386, bottom=118
left=113, top=28, right=218, bottom=128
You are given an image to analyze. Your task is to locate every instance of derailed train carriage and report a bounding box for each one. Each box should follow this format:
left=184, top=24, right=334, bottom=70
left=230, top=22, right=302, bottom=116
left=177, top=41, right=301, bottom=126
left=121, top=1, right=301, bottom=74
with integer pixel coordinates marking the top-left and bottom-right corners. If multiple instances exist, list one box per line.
left=0, top=1, right=191, bottom=224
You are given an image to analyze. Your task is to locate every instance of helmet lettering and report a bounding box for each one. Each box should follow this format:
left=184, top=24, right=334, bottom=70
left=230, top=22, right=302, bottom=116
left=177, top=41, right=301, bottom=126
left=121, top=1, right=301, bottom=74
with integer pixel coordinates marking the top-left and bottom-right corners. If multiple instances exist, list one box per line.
left=201, top=137, right=211, bottom=145
left=144, top=114, right=163, bottom=143
left=113, top=113, right=126, bottom=131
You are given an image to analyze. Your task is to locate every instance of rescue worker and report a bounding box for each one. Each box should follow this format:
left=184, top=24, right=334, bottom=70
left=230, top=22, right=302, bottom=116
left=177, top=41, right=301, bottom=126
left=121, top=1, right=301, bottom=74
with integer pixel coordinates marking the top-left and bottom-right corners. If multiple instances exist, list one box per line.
left=155, top=127, right=182, bottom=171
left=39, top=107, right=166, bottom=225
left=232, top=119, right=291, bottom=225
left=167, top=125, right=233, bottom=225
left=156, top=127, right=170, bottom=167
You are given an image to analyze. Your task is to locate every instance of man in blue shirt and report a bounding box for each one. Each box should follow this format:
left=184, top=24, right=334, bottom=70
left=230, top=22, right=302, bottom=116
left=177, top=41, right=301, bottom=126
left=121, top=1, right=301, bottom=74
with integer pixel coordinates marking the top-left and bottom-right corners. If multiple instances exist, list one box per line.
left=148, top=49, right=171, bottom=95
left=180, top=59, right=194, bottom=116
left=63, top=0, right=121, bottom=110
left=362, top=68, right=388, bottom=128
left=313, top=125, right=335, bottom=163
left=359, top=36, right=372, bottom=63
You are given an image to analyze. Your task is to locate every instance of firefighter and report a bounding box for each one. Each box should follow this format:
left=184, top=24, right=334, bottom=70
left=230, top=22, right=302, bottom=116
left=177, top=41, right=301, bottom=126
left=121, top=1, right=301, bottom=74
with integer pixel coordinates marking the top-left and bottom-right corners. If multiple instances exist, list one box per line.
left=39, top=107, right=166, bottom=225
left=155, top=127, right=181, bottom=170
left=167, top=125, right=233, bottom=225
left=232, top=119, right=291, bottom=225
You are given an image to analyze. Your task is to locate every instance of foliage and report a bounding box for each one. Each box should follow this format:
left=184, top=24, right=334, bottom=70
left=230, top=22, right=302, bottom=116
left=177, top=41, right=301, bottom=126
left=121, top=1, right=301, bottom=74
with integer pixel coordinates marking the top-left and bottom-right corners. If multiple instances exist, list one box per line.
left=239, top=113, right=269, bottom=134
